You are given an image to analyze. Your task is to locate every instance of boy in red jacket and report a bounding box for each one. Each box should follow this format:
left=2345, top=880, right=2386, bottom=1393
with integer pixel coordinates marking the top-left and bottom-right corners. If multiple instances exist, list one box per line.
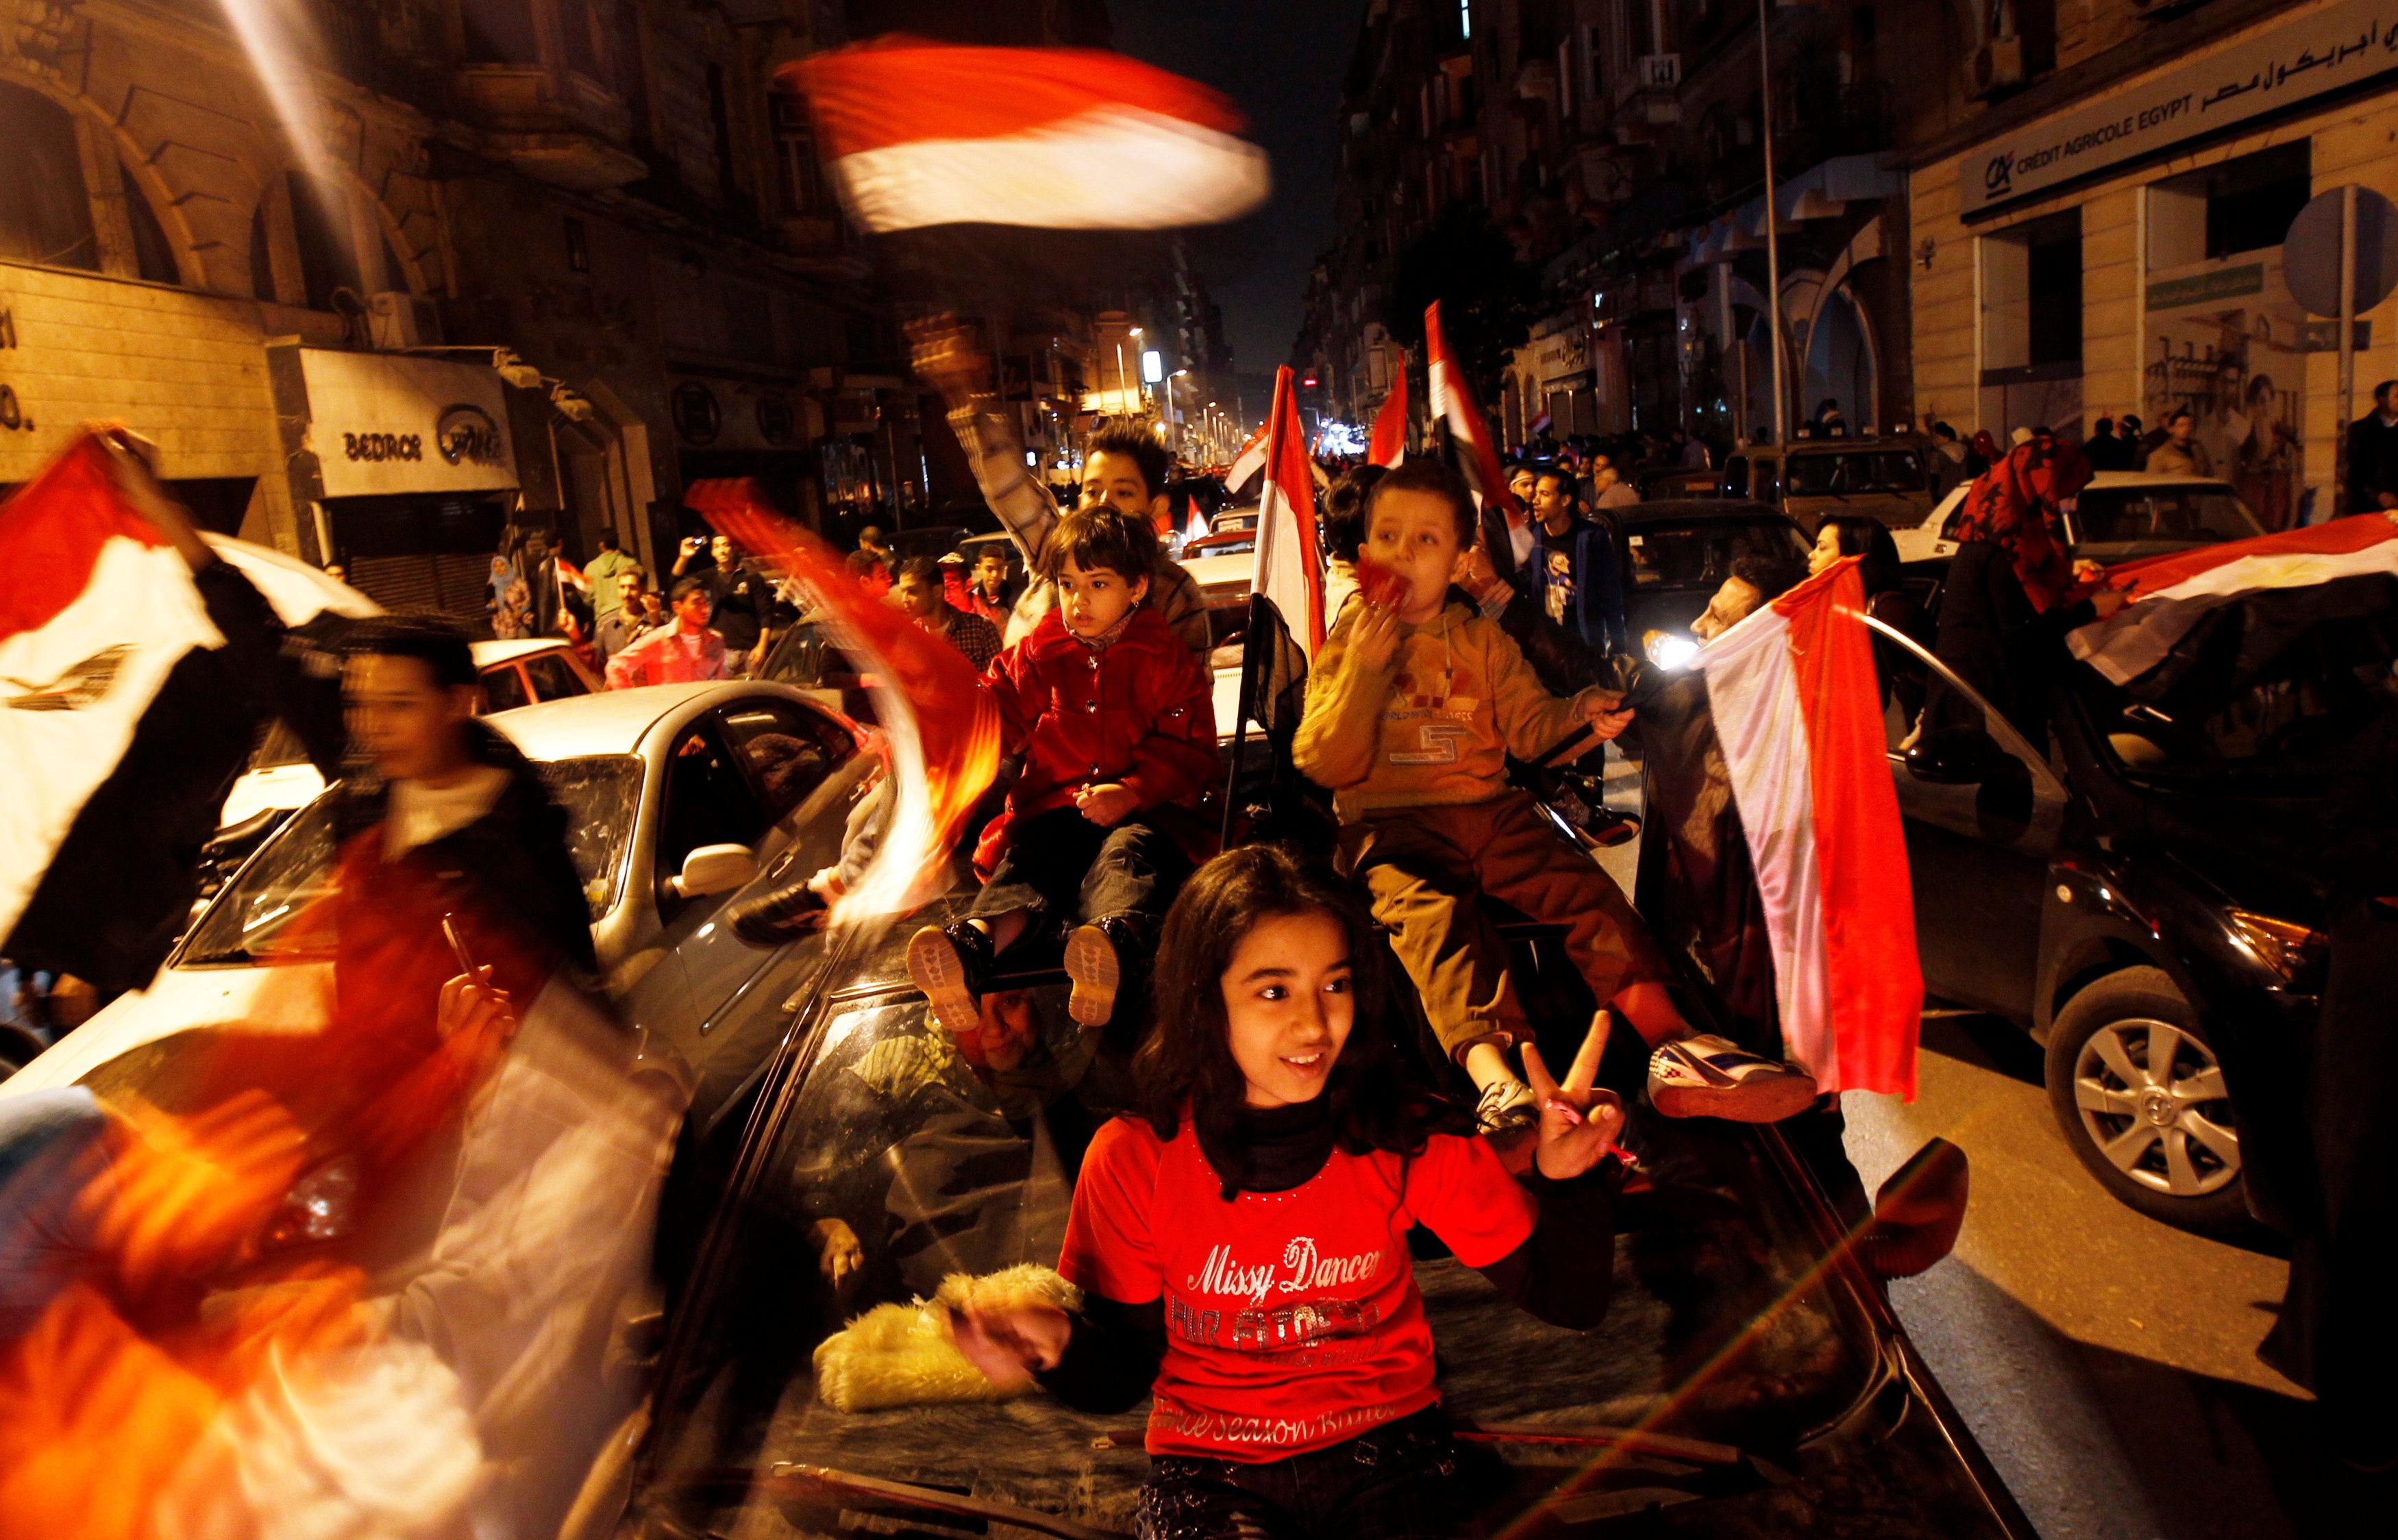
left=908, top=506, right=1217, bottom=1030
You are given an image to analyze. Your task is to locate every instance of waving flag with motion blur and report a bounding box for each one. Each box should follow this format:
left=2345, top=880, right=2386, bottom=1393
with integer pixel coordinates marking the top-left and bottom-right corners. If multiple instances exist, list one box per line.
left=1224, top=421, right=1271, bottom=493
left=1695, top=559, right=1920, bottom=1097
left=1253, top=366, right=1326, bottom=658
left=1368, top=354, right=1408, bottom=468
left=687, top=480, right=1002, bottom=934
left=789, top=40, right=1270, bottom=234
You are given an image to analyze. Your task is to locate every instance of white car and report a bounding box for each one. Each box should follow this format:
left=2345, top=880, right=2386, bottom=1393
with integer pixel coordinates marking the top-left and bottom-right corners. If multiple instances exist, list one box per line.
left=219, top=636, right=604, bottom=830
left=1892, top=471, right=2266, bottom=565
left=1183, top=550, right=1256, bottom=737
left=6, top=681, right=875, bottom=1097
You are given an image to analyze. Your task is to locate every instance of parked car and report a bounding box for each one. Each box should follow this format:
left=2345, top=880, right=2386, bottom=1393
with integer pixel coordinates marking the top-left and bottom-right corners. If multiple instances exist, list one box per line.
left=1867, top=578, right=2392, bottom=1237
left=1614, top=499, right=1814, bottom=672
left=1722, top=436, right=1938, bottom=536
left=1635, top=465, right=1723, bottom=501
left=1891, top=471, right=2268, bottom=566
left=5, top=681, right=874, bottom=1095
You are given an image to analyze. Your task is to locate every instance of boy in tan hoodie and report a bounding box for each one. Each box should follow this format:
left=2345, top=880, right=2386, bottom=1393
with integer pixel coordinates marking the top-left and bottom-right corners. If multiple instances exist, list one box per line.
left=1296, top=460, right=1812, bottom=1130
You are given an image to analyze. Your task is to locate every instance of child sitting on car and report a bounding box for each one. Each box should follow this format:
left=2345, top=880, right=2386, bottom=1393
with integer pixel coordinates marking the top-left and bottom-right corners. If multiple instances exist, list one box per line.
left=1293, top=460, right=1816, bottom=1132
left=907, top=506, right=1217, bottom=1033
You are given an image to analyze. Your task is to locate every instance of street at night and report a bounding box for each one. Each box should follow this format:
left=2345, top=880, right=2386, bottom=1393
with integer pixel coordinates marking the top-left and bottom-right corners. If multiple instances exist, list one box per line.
left=3, top=3, right=2397, bottom=1539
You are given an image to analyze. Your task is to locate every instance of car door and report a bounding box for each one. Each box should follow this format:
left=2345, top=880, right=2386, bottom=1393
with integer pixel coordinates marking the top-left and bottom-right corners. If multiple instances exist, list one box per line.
left=1870, top=624, right=2065, bottom=1021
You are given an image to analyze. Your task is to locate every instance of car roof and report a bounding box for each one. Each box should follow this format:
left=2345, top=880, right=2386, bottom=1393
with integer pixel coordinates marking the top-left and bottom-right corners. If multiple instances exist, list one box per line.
left=480, top=681, right=766, bottom=761
left=1179, top=551, right=1254, bottom=591
left=2079, top=471, right=2234, bottom=489
left=470, top=638, right=570, bottom=667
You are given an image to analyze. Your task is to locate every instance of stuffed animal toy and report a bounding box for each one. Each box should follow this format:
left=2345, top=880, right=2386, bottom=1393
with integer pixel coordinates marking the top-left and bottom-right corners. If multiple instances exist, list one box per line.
left=813, top=1263, right=1083, bottom=1413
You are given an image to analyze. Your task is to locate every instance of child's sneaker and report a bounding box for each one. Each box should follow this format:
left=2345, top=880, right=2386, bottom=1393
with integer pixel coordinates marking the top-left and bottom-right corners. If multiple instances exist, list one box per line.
left=1062, top=923, right=1122, bottom=1027
left=1474, top=1076, right=1539, bottom=1134
left=908, top=921, right=993, bottom=1036
left=1647, top=1034, right=1818, bottom=1122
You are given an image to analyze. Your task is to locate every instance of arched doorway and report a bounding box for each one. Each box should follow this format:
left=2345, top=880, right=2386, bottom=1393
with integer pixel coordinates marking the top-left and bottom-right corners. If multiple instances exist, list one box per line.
left=1801, top=283, right=1876, bottom=434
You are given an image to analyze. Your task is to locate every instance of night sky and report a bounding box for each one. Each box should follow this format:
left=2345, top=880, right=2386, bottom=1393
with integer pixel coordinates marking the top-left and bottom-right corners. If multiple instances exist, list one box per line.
left=1108, top=0, right=1365, bottom=385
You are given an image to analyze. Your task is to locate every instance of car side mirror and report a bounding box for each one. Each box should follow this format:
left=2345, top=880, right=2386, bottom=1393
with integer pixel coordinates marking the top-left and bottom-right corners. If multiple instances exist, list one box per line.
left=1905, top=725, right=2001, bottom=785
left=664, top=843, right=757, bottom=902
left=1859, top=1138, right=1969, bottom=1280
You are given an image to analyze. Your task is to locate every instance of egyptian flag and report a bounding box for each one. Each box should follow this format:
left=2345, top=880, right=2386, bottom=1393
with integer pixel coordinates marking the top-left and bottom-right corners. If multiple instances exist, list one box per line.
left=1368, top=358, right=1408, bottom=469
left=1, top=432, right=325, bottom=993
left=1424, top=301, right=1527, bottom=567
left=2068, top=514, right=2398, bottom=686
left=553, top=552, right=589, bottom=595
left=1225, top=421, right=1270, bottom=493
left=1252, top=367, right=1326, bottom=658
left=788, top=40, right=1269, bottom=235
left=1695, top=559, right=1921, bottom=1097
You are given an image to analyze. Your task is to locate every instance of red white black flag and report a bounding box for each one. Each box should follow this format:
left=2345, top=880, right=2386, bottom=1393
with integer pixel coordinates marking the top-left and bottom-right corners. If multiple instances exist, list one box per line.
left=789, top=39, right=1270, bottom=234
left=1368, top=355, right=1408, bottom=469
left=1424, top=301, right=1525, bottom=536
left=1, top=432, right=330, bottom=991
left=1253, top=366, right=1326, bottom=658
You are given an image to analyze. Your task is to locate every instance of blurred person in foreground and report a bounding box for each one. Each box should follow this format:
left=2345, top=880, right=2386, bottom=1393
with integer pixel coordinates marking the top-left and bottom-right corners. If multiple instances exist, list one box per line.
left=606, top=575, right=727, bottom=688
left=0, top=614, right=682, bottom=1539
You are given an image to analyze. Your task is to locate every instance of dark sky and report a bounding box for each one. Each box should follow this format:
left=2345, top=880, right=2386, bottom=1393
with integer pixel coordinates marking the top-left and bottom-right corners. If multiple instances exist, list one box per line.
left=1107, top=0, right=1365, bottom=381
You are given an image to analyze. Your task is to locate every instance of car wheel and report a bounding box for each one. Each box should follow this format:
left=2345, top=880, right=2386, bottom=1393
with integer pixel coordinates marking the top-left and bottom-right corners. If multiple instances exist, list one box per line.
left=2044, top=967, right=2251, bottom=1237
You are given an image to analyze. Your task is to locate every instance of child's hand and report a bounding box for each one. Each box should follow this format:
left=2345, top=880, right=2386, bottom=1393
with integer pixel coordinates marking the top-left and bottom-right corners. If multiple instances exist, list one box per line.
left=1523, top=1012, right=1627, bottom=1182
left=1074, top=782, right=1141, bottom=827
left=947, top=1301, right=1072, bottom=1391
left=1348, top=603, right=1402, bottom=673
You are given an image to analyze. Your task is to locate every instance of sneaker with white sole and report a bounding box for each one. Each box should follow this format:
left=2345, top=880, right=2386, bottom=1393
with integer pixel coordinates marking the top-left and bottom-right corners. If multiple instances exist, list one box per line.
left=907, top=923, right=991, bottom=1037
left=1061, top=923, right=1121, bottom=1028
left=1474, top=1076, right=1539, bottom=1134
left=1646, top=1034, right=1818, bottom=1122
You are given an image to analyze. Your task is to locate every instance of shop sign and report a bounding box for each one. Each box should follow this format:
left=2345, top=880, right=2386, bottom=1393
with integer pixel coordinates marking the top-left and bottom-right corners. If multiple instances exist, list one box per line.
left=2148, top=264, right=2264, bottom=310
left=299, top=349, right=517, bottom=498
left=1963, top=0, right=2398, bottom=219
left=1531, top=318, right=1590, bottom=385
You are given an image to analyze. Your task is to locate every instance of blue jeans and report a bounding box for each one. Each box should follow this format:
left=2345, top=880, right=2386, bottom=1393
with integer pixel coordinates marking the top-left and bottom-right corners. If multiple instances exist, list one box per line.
left=1135, top=1407, right=1466, bottom=1540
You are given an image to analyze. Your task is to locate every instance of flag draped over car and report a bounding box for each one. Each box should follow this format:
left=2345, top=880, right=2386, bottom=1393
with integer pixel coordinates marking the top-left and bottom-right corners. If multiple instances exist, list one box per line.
left=1696, top=559, right=1921, bottom=1097
left=787, top=40, right=1270, bottom=234
left=1368, top=355, right=1408, bottom=468
left=0, top=432, right=332, bottom=992
left=2067, top=513, right=2398, bottom=685
left=1252, top=365, right=1326, bottom=659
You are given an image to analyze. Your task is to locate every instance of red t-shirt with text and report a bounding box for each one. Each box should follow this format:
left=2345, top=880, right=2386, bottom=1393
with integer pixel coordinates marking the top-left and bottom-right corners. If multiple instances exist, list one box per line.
left=1058, top=1115, right=1534, bottom=1460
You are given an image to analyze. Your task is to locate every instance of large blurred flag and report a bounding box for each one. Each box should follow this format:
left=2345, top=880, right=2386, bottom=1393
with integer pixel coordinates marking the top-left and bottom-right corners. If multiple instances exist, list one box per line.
left=1424, top=301, right=1525, bottom=544
left=1252, top=366, right=1325, bottom=657
left=1368, top=356, right=1408, bottom=468
left=2067, top=513, right=2398, bottom=684
left=1, top=432, right=331, bottom=991
left=1696, top=560, right=1920, bottom=1097
left=788, top=40, right=1270, bottom=234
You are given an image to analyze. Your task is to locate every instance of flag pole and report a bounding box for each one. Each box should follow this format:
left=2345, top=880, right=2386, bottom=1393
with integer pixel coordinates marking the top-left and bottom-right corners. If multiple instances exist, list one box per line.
left=1757, top=0, right=1787, bottom=448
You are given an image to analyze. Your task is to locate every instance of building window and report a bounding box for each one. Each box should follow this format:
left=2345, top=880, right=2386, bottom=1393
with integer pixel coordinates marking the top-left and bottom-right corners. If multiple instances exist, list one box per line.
left=2148, top=142, right=2312, bottom=266
left=1981, top=208, right=2080, bottom=375
left=707, top=62, right=740, bottom=201
left=287, top=171, right=362, bottom=312
left=0, top=79, right=99, bottom=271
left=561, top=0, right=603, bottom=79
left=615, top=2, right=654, bottom=148
left=1585, top=24, right=1605, bottom=101
left=771, top=89, right=828, bottom=216
left=123, top=166, right=180, bottom=284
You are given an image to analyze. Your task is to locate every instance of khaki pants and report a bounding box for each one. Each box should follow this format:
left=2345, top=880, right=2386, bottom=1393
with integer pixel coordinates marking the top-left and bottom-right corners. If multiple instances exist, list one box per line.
left=1337, top=791, right=1668, bottom=1062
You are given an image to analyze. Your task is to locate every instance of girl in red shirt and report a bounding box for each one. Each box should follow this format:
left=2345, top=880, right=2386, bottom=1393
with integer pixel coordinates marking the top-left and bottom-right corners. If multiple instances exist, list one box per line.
left=951, top=845, right=1624, bottom=1540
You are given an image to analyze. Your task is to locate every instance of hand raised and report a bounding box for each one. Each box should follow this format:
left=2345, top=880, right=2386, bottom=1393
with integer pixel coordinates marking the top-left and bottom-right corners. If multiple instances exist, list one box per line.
left=946, top=1302, right=1072, bottom=1392
left=1522, top=1012, right=1627, bottom=1182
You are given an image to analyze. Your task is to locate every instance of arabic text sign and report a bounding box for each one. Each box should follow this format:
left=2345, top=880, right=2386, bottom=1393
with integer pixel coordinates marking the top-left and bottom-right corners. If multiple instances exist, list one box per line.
left=1963, top=0, right=2398, bottom=219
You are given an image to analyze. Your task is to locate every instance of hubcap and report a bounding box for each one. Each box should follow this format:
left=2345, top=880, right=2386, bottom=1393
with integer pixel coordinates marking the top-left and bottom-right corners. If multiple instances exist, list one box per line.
left=2072, top=1016, right=2240, bottom=1198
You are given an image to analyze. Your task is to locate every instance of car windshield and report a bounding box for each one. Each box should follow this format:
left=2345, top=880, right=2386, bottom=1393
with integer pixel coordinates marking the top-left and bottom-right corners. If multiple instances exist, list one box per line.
left=178, top=754, right=643, bottom=965
left=2071, top=486, right=2260, bottom=549
left=1783, top=451, right=1923, bottom=497
left=2081, top=586, right=2398, bottom=785
left=630, top=966, right=1884, bottom=1538
left=1624, top=519, right=1809, bottom=591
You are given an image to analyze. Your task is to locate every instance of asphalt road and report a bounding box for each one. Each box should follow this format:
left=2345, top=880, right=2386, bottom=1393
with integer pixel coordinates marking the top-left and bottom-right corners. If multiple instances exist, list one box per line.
left=1842, top=1013, right=2396, bottom=1539
left=1585, top=747, right=2393, bottom=1537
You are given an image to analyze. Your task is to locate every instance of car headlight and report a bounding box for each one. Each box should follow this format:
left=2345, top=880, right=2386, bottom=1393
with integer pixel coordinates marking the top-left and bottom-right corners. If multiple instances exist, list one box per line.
left=2226, top=909, right=2322, bottom=982
left=1644, top=630, right=1701, bottom=671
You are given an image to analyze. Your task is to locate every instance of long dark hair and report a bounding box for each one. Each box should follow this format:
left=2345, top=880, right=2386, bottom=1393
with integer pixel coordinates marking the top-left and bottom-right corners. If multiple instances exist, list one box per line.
left=1820, top=514, right=1901, bottom=598
left=1133, top=845, right=1472, bottom=1163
